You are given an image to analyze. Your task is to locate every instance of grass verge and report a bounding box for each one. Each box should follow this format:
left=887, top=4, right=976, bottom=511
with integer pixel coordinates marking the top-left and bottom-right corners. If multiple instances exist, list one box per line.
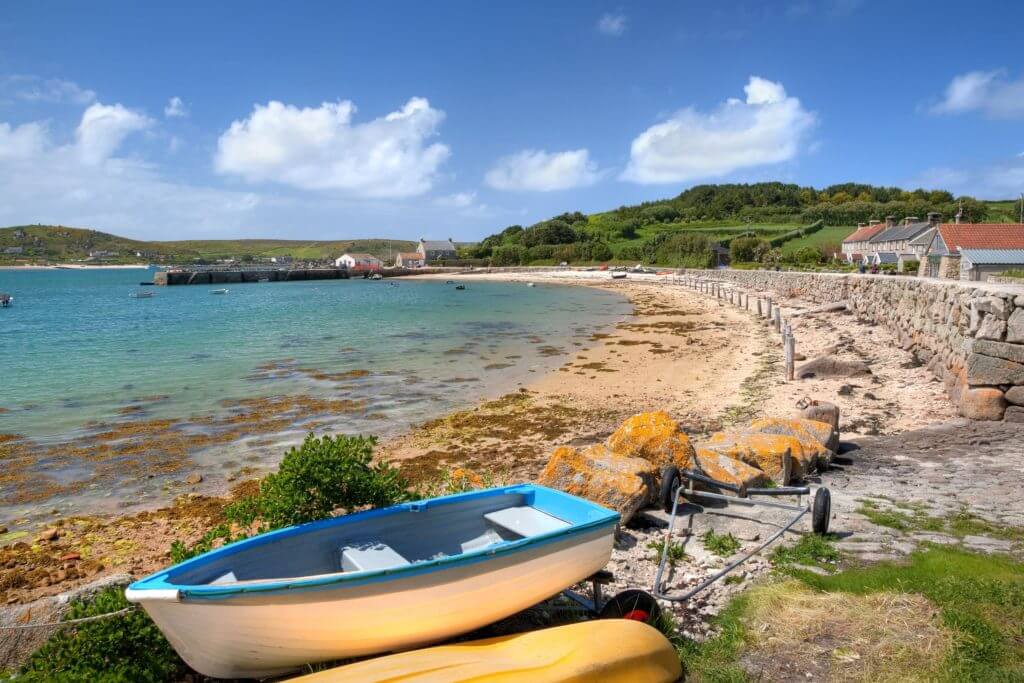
left=680, top=545, right=1024, bottom=682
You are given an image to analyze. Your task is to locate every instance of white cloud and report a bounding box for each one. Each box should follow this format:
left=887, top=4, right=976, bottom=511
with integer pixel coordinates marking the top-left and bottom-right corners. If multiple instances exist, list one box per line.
left=597, top=13, right=627, bottom=36
left=622, top=76, right=816, bottom=184
left=0, top=121, right=49, bottom=160
left=3, top=76, right=96, bottom=105
left=0, top=103, right=261, bottom=237
left=75, top=102, right=154, bottom=164
left=164, top=96, right=188, bottom=118
left=435, top=191, right=476, bottom=207
left=214, top=97, right=450, bottom=197
left=931, top=69, right=1024, bottom=118
left=485, top=149, right=600, bottom=191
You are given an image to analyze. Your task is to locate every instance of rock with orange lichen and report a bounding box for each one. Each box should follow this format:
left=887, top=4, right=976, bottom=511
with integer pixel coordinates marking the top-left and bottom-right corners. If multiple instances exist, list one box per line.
left=692, top=449, right=770, bottom=495
left=606, top=411, right=696, bottom=470
left=539, top=444, right=656, bottom=524
left=746, top=417, right=837, bottom=469
left=701, top=432, right=794, bottom=484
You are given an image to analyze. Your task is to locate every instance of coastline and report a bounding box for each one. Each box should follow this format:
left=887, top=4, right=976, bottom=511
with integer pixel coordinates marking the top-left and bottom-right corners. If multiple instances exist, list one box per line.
left=0, top=269, right=961, bottom=608
left=0, top=264, right=151, bottom=270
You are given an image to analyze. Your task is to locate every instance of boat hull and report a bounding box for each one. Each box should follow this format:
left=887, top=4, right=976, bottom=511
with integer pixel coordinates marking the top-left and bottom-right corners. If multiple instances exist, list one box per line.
left=287, top=620, right=682, bottom=683
left=134, top=525, right=614, bottom=678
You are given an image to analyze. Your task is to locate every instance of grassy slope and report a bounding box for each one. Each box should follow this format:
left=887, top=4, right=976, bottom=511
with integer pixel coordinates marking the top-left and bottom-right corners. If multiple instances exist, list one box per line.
left=0, top=225, right=415, bottom=263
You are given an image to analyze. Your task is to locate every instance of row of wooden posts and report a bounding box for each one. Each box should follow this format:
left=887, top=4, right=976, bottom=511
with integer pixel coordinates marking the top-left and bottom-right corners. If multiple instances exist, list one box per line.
left=672, top=274, right=797, bottom=381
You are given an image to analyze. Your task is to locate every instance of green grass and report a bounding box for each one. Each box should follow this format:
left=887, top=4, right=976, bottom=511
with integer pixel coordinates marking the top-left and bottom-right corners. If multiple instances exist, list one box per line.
left=798, top=546, right=1024, bottom=680
left=702, top=529, right=742, bottom=557
left=680, top=545, right=1024, bottom=681
left=647, top=538, right=689, bottom=566
left=769, top=533, right=841, bottom=571
left=778, top=224, right=853, bottom=255
left=857, top=500, right=1024, bottom=541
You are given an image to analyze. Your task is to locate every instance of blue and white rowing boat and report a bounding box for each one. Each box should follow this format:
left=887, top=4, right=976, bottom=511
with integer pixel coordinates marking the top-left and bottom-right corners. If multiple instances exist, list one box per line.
left=126, top=484, right=619, bottom=679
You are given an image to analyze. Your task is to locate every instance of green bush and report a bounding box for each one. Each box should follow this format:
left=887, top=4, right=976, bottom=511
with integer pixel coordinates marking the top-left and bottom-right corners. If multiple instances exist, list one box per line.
left=172, top=434, right=412, bottom=562
left=491, top=244, right=526, bottom=266
left=730, top=236, right=769, bottom=262
left=230, top=434, right=411, bottom=531
left=17, top=587, right=183, bottom=682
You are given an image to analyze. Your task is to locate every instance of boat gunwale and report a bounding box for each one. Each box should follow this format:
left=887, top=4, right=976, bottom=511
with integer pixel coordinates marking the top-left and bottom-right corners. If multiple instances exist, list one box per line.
left=126, top=484, right=619, bottom=601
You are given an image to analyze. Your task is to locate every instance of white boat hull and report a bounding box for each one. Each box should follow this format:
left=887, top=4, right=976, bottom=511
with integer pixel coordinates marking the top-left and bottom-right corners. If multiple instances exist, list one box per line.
left=131, top=526, right=614, bottom=678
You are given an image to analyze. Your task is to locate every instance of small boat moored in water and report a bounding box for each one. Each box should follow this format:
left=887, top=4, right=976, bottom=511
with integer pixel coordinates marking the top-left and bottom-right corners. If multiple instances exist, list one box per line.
left=126, top=484, right=619, bottom=679
left=210, top=289, right=229, bottom=295
left=611, top=271, right=627, bottom=279
left=129, top=290, right=154, bottom=298
left=288, top=620, right=681, bottom=683
left=454, top=284, right=466, bottom=290
left=0, top=293, right=12, bottom=307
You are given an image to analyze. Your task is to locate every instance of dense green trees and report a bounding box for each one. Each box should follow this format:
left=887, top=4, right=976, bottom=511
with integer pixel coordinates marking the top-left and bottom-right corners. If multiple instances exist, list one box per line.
left=472, top=182, right=989, bottom=267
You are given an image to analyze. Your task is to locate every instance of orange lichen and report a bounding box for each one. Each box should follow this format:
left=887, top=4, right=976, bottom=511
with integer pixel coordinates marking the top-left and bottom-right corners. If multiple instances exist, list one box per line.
left=607, top=411, right=697, bottom=470
left=747, top=418, right=835, bottom=468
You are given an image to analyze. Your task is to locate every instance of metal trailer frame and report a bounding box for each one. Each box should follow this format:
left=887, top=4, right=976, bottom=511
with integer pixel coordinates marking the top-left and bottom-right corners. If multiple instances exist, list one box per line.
left=653, top=467, right=831, bottom=603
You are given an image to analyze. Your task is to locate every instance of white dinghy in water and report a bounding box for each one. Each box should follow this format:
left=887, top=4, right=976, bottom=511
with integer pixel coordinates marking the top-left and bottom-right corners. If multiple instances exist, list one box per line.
left=126, top=484, right=618, bottom=679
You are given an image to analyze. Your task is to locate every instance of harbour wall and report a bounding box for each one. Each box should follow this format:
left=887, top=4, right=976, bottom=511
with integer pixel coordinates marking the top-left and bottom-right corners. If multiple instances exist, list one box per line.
left=684, top=269, right=1024, bottom=422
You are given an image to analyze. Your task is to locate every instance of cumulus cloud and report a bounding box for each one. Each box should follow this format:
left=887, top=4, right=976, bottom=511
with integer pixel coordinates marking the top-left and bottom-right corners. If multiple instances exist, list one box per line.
left=597, top=13, right=627, bottom=36
left=485, top=149, right=600, bottom=191
left=622, top=76, right=816, bottom=184
left=75, top=103, right=154, bottom=165
left=0, top=103, right=260, bottom=237
left=214, top=97, right=450, bottom=197
left=164, top=96, right=188, bottom=118
left=931, top=69, right=1024, bottom=118
left=3, top=76, right=97, bottom=105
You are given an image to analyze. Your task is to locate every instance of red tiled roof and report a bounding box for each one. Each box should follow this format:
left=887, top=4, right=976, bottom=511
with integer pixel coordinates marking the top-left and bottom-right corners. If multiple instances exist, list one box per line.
left=937, top=224, right=1024, bottom=252
left=842, top=224, right=886, bottom=243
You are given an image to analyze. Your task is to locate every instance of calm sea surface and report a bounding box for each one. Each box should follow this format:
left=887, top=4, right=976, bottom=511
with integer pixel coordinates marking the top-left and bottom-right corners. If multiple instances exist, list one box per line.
left=0, top=268, right=629, bottom=524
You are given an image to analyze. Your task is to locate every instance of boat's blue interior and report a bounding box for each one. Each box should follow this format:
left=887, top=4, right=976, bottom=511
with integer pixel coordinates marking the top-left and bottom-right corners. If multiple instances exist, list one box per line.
left=154, top=485, right=617, bottom=588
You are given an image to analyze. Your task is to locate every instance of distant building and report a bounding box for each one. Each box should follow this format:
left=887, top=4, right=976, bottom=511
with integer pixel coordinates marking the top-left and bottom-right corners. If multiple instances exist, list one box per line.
left=395, top=252, right=425, bottom=268
left=841, top=222, right=886, bottom=258
left=417, top=238, right=457, bottom=262
left=920, top=222, right=1024, bottom=279
left=335, top=253, right=383, bottom=271
left=87, top=250, right=118, bottom=259
left=3, top=246, right=24, bottom=255
left=270, top=256, right=293, bottom=264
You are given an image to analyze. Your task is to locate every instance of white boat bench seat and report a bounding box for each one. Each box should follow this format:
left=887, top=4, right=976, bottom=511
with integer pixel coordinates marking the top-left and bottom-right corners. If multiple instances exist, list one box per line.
left=484, top=506, right=570, bottom=538
left=340, top=542, right=410, bottom=572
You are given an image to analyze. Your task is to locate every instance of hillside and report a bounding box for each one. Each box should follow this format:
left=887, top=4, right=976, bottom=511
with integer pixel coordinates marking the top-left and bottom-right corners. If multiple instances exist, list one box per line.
left=0, top=226, right=416, bottom=265
left=466, top=183, right=1018, bottom=267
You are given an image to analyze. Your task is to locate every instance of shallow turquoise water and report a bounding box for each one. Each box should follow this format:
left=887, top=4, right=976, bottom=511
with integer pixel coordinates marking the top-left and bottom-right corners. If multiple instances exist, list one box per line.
left=0, top=268, right=629, bottom=522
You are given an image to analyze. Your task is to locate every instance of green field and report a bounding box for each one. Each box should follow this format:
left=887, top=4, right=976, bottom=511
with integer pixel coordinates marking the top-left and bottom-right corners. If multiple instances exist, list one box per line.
left=779, top=225, right=853, bottom=256
left=0, top=225, right=416, bottom=264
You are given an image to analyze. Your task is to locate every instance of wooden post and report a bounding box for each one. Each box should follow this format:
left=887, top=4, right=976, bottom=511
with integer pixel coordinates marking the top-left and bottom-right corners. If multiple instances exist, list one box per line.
left=756, top=298, right=763, bottom=316
left=774, top=308, right=782, bottom=332
left=745, top=293, right=750, bottom=311
left=784, top=332, right=795, bottom=381
left=765, top=296, right=772, bottom=320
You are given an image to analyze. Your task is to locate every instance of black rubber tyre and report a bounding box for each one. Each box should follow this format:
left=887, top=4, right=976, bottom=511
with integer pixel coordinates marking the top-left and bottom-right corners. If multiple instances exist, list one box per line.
left=812, top=487, right=831, bottom=535
left=660, top=466, right=681, bottom=514
left=598, top=589, right=662, bottom=625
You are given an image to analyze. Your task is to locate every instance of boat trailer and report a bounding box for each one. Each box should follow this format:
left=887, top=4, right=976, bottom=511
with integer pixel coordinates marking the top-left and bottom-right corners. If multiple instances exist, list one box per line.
left=652, top=466, right=831, bottom=603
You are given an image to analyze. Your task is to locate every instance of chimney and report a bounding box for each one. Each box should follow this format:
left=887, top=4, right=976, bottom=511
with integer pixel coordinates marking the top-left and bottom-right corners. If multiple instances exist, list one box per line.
left=868, top=219, right=880, bottom=226
left=904, top=216, right=918, bottom=226
left=955, top=201, right=964, bottom=224
left=927, top=212, right=941, bottom=226
left=885, top=215, right=897, bottom=228
left=857, top=223, right=866, bottom=229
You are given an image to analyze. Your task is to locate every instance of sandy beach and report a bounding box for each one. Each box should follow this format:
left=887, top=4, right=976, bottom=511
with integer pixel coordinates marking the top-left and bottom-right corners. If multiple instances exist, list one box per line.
left=0, top=269, right=962, bottom=610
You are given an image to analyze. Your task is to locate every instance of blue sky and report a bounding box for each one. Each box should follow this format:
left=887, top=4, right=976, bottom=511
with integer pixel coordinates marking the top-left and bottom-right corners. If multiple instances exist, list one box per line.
left=1, top=0, right=1022, bottom=241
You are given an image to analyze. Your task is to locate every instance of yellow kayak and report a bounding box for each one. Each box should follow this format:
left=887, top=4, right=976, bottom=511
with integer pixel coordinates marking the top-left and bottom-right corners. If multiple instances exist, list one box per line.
left=288, top=620, right=682, bottom=683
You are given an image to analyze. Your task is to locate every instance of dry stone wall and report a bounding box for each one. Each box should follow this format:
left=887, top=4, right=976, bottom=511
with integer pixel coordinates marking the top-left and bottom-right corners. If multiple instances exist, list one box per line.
left=684, top=270, right=1024, bottom=422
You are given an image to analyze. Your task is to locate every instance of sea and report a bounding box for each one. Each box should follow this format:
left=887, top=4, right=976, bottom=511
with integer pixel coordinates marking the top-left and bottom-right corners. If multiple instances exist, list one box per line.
left=0, top=268, right=630, bottom=526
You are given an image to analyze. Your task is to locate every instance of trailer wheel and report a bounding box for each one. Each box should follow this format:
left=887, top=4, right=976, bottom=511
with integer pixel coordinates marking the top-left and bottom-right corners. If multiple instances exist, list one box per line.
left=812, top=487, right=831, bottom=535
left=599, top=589, right=661, bottom=625
left=660, top=466, right=681, bottom=514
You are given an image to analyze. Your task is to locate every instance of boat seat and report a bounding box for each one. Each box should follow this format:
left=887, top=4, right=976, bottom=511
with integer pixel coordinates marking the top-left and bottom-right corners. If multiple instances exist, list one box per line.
left=484, top=506, right=570, bottom=538
left=340, top=542, right=410, bottom=572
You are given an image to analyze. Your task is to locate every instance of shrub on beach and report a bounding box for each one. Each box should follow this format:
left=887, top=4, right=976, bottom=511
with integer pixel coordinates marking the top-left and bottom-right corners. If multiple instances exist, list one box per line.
left=16, top=587, right=182, bottom=682
left=170, top=433, right=411, bottom=563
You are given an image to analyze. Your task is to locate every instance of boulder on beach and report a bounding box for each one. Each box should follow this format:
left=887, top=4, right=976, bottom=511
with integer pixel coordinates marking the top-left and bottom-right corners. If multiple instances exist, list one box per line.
left=747, top=417, right=837, bottom=468
left=692, top=449, right=770, bottom=495
left=701, top=432, right=797, bottom=484
left=538, top=444, right=657, bottom=524
left=799, top=400, right=840, bottom=435
left=606, top=410, right=697, bottom=470
left=796, top=355, right=871, bottom=380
